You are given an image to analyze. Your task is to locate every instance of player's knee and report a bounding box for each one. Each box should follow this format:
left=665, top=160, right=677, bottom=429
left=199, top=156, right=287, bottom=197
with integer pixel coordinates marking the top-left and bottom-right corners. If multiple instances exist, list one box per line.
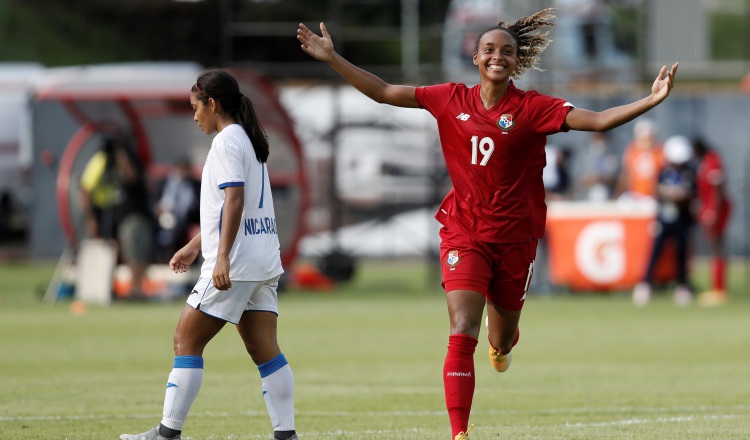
left=245, top=342, right=280, bottom=365
left=450, top=318, right=481, bottom=338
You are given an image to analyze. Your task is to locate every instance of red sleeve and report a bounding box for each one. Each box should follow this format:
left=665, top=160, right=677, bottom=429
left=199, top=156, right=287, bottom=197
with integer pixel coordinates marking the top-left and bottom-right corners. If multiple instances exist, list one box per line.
left=526, top=92, right=574, bottom=135
left=415, top=83, right=456, bottom=119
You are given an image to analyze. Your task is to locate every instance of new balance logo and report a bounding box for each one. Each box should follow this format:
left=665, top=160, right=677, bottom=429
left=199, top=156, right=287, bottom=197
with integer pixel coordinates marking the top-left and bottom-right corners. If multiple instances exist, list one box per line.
left=456, top=113, right=470, bottom=121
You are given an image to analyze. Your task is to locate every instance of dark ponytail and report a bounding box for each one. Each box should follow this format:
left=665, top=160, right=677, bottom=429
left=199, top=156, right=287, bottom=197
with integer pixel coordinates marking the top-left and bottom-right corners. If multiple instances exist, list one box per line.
left=192, top=69, right=270, bottom=163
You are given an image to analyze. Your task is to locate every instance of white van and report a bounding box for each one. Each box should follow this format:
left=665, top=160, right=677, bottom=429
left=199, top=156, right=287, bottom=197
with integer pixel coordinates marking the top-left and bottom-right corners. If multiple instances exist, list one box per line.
left=0, top=63, right=43, bottom=240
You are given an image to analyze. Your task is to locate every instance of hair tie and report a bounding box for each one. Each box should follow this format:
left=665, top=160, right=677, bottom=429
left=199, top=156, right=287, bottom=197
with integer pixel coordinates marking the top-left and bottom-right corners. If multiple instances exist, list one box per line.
left=194, top=83, right=213, bottom=100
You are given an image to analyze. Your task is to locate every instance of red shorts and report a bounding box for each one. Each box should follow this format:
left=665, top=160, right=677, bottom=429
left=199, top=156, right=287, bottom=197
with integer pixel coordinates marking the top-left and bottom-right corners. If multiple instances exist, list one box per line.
left=439, top=226, right=537, bottom=311
left=699, top=204, right=730, bottom=238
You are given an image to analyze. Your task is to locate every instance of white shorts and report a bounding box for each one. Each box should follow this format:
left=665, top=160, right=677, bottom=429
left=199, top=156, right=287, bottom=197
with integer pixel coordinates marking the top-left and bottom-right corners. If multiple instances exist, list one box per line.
left=186, top=276, right=281, bottom=324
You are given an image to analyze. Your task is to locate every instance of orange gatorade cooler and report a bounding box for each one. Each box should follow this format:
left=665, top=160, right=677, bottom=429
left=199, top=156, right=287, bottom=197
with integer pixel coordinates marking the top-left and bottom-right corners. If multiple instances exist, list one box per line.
left=545, top=200, right=677, bottom=291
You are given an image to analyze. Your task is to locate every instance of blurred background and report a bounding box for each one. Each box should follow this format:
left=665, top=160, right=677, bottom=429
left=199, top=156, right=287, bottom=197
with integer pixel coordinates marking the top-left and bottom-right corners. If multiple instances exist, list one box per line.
left=0, top=0, right=748, bottom=300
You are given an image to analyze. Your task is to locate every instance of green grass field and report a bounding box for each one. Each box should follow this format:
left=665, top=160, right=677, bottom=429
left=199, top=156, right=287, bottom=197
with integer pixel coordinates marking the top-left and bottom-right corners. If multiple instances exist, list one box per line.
left=1, top=258, right=748, bottom=440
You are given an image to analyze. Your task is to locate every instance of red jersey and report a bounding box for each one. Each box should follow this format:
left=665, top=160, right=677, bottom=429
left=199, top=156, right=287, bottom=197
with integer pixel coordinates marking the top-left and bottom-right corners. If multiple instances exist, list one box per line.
left=416, top=82, right=573, bottom=243
left=696, top=150, right=731, bottom=220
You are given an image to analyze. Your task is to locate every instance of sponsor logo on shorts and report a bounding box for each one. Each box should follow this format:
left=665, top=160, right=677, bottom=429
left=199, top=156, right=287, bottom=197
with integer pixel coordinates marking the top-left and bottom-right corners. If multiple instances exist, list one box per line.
left=447, top=250, right=460, bottom=268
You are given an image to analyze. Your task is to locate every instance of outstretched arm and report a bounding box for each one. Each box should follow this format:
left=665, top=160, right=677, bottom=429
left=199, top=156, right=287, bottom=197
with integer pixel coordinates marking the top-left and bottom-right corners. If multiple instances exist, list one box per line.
left=564, top=63, right=679, bottom=132
left=298, top=22, right=419, bottom=108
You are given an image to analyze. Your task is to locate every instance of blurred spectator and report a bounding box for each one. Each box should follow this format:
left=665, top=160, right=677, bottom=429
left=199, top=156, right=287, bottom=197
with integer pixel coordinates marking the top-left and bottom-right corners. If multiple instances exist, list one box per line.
left=632, top=135, right=696, bottom=307
left=692, top=137, right=732, bottom=306
left=542, top=145, right=573, bottom=201
left=578, top=132, right=618, bottom=201
left=536, top=145, right=573, bottom=294
left=80, top=133, right=154, bottom=298
left=616, top=118, right=664, bottom=199
left=154, top=158, right=200, bottom=261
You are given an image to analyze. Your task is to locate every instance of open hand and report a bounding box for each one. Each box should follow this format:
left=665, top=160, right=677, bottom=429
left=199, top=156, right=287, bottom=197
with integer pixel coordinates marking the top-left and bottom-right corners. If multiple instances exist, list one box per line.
left=169, top=244, right=199, bottom=274
left=298, top=22, right=335, bottom=63
left=651, top=62, right=679, bottom=104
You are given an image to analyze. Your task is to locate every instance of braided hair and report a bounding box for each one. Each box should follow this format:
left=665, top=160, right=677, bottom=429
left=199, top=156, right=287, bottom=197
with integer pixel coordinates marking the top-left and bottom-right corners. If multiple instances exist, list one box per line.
left=475, top=8, right=556, bottom=79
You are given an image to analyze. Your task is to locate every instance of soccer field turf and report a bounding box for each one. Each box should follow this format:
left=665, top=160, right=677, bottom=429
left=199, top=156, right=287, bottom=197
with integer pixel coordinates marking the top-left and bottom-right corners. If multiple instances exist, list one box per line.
left=1, top=259, right=748, bottom=439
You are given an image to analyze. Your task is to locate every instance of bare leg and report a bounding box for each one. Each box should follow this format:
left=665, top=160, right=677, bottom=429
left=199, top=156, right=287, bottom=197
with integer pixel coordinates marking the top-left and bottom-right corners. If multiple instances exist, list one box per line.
left=173, top=305, right=227, bottom=356
left=445, top=289, right=486, bottom=338
left=485, top=301, right=522, bottom=355
left=236, top=310, right=281, bottom=365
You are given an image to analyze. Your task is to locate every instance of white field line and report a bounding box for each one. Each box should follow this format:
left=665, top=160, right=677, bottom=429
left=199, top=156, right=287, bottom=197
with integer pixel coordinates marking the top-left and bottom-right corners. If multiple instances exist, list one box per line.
left=2, top=404, right=749, bottom=422
left=564, top=413, right=738, bottom=428
left=2, top=406, right=748, bottom=440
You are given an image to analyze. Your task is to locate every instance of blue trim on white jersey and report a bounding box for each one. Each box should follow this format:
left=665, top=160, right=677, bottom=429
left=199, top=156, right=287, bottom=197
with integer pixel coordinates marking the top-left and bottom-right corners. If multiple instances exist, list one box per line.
left=218, top=202, right=224, bottom=234
left=173, top=355, right=204, bottom=369
left=258, top=353, right=288, bottom=378
left=258, top=164, right=265, bottom=209
left=218, top=181, right=245, bottom=189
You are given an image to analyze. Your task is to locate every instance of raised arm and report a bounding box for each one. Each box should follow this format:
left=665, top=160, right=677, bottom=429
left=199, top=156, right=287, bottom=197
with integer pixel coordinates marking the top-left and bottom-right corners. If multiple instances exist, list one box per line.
left=297, top=22, right=419, bottom=108
left=564, top=63, right=679, bottom=132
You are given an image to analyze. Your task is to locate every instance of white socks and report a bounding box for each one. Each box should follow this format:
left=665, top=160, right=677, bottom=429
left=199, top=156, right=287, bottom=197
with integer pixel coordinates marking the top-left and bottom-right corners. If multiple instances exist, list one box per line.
left=161, top=355, right=204, bottom=430
left=158, top=353, right=295, bottom=433
left=258, top=353, right=295, bottom=431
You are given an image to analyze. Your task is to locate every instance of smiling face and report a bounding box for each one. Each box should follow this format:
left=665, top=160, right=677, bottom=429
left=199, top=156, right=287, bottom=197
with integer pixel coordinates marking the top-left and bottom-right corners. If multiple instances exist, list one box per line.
left=190, top=91, right=217, bottom=135
left=473, top=28, right=518, bottom=83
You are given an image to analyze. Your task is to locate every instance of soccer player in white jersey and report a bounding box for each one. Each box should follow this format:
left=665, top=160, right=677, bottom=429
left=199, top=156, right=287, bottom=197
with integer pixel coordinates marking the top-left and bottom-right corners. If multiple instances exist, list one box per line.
left=120, top=69, right=298, bottom=440
left=299, top=8, right=678, bottom=440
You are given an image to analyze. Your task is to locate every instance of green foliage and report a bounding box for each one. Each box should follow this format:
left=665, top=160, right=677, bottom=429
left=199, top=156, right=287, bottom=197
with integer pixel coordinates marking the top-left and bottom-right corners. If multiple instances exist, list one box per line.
left=0, top=0, right=221, bottom=67
left=0, top=260, right=748, bottom=439
left=0, top=1, right=144, bottom=65
left=610, top=6, right=640, bottom=58
left=710, top=12, right=750, bottom=60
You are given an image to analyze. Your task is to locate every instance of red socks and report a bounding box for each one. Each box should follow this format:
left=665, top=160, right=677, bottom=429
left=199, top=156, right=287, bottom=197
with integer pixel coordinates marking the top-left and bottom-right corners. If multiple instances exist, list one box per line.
left=713, top=258, right=726, bottom=292
left=443, top=334, right=477, bottom=437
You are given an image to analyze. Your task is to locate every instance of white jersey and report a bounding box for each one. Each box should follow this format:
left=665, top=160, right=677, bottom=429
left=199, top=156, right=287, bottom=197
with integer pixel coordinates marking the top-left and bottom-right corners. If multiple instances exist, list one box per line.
left=199, top=124, right=284, bottom=281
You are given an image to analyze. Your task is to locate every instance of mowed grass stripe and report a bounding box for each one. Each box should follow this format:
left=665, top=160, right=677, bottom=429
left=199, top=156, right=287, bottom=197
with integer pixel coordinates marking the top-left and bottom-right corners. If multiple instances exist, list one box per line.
left=0, top=259, right=748, bottom=439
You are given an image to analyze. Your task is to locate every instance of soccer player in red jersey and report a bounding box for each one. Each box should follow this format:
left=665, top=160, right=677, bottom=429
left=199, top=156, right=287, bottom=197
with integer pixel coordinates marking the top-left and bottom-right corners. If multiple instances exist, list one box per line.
left=692, top=137, right=732, bottom=306
left=299, top=9, right=678, bottom=439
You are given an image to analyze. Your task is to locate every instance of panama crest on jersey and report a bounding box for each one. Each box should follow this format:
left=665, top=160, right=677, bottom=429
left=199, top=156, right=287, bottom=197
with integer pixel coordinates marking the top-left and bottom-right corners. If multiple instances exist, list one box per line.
left=446, top=250, right=460, bottom=268
left=497, top=113, right=515, bottom=132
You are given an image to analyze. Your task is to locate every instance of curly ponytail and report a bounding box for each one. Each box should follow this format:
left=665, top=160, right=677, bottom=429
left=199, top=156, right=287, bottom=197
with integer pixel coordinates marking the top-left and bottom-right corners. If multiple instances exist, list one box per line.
left=475, top=8, right=556, bottom=79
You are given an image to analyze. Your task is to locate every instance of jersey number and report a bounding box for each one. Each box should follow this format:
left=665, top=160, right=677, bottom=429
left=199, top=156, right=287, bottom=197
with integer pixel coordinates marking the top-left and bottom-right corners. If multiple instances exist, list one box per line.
left=471, top=136, right=495, bottom=166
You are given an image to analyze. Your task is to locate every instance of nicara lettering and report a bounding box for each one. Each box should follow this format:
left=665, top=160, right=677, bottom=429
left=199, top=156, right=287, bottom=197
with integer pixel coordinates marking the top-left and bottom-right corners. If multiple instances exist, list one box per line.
left=243, top=217, right=278, bottom=235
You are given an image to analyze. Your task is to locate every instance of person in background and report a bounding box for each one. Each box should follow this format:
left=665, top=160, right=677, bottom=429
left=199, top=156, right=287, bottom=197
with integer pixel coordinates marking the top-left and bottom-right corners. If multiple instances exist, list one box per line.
left=80, top=133, right=154, bottom=299
left=298, top=8, right=678, bottom=439
left=543, top=145, right=573, bottom=201
left=537, top=145, right=573, bottom=293
left=632, top=135, right=696, bottom=307
left=579, top=131, right=619, bottom=201
left=616, top=118, right=664, bottom=199
left=119, top=69, right=298, bottom=440
left=154, top=158, right=200, bottom=262
left=692, top=137, right=732, bottom=306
